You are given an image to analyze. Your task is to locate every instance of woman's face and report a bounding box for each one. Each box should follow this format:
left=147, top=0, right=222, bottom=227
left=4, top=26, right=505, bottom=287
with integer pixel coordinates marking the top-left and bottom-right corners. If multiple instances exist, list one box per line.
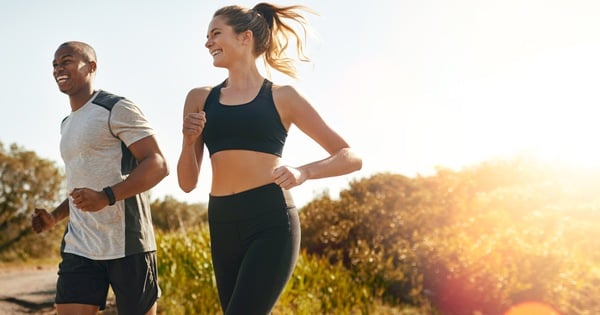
left=205, top=15, right=248, bottom=68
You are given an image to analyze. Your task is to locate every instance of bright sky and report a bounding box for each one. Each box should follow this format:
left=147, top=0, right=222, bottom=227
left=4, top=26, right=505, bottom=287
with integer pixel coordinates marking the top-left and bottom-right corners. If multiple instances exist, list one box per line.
left=1, top=0, right=599, bottom=207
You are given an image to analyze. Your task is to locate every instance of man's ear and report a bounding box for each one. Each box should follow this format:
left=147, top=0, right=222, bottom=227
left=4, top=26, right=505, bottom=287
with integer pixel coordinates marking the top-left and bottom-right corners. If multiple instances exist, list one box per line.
left=88, top=60, right=97, bottom=73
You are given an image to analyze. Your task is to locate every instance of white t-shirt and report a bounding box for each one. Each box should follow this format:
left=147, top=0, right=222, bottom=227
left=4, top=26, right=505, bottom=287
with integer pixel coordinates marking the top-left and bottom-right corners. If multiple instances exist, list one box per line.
left=60, top=90, right=156, bottom=259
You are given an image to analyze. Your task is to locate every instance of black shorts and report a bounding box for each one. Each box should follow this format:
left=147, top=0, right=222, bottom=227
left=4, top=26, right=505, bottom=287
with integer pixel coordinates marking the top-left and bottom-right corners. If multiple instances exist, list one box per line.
left=56, top=251, right=160, bottom=314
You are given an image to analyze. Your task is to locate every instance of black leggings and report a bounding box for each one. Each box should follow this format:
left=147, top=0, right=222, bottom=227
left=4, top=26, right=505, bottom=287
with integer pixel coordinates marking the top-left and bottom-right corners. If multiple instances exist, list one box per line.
left=208, top=183, right=300, bottom=315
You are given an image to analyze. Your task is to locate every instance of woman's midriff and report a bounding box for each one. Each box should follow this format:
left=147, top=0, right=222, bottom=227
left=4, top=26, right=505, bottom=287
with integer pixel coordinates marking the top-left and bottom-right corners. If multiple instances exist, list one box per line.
left=209, top=150, right=282, bottom=196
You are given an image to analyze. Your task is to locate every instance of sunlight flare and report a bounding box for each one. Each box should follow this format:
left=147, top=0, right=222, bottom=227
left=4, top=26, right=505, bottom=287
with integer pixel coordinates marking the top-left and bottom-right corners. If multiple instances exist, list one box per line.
left=504, top=301, right=560, bottom=315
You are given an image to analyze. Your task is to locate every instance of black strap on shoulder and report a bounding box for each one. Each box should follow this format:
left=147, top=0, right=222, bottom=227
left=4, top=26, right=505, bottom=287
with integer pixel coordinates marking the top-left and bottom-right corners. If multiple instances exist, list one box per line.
left=92, top=90, right=125, bottom=111
left=258, top=78, right=272, bottom=98
left=204, top=81, right=227, bottom=109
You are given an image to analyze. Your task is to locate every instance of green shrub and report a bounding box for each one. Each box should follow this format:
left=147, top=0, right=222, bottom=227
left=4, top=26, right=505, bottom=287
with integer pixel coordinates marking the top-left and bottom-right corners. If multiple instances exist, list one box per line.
left=156, top=226, right=425, bottom=314
left=156, top=225, right=221, bottom=314
left=300, top=159, right=600, bottom=314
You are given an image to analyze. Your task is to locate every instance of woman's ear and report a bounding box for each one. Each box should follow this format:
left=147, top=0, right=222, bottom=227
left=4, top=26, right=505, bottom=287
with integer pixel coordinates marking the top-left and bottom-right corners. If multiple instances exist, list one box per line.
left=240, top=29, right=253, bottom=46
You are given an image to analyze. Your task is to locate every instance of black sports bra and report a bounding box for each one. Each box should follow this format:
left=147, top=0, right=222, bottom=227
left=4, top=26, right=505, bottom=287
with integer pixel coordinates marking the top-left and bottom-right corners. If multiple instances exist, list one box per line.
left=202, top=79, right=287, bottom=157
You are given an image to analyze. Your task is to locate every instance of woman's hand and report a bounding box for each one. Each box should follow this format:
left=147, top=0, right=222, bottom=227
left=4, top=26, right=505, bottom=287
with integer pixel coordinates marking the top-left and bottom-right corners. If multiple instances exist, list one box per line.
left=182, top=111, right=206, bottom=145
left=272, top=165, right=306, bottom=189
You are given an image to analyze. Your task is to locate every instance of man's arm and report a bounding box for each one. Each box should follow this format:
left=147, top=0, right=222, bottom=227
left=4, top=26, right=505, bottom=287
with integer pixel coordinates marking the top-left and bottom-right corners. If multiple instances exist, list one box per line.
left=31, top=198, right=69, bottom=233
left=110, top=135, right=170, bottom=201
left=70, top=135, right=169, bottom=212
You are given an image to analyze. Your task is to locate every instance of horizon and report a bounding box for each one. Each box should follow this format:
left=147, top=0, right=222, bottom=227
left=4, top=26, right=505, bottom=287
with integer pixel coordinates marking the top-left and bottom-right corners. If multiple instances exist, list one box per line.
left=1, top=0, right=599, bottom=207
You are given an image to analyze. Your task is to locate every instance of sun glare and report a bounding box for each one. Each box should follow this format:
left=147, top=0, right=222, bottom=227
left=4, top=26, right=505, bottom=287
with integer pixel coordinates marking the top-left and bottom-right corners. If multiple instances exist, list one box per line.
left=504, top=301, right=560, bottom=315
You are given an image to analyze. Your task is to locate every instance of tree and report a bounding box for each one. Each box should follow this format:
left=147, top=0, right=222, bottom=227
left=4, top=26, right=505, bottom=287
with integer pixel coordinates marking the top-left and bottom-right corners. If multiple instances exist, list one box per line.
left=150, top=195, right=208, bottom=233
left=0, top=142, right=65, bottom=259
left=299, top=158, right=600, bottom=313
left=300, top=172, right=428, bottom=303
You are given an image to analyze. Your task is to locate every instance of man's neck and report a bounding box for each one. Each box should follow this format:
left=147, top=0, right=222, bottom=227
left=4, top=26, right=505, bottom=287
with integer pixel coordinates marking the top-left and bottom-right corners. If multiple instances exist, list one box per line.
left=69, top=87, right=95, bottom=111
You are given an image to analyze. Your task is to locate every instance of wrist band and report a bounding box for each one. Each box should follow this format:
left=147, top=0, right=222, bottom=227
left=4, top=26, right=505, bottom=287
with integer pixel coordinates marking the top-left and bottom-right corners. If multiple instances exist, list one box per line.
left=103, top=186, right=116, bottom=206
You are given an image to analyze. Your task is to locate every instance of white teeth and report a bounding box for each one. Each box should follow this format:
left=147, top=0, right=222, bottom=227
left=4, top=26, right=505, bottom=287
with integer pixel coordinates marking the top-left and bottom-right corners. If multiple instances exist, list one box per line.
left=56, top=75, right=68, bottom=82
left=211, top=50, right=222, bottom=56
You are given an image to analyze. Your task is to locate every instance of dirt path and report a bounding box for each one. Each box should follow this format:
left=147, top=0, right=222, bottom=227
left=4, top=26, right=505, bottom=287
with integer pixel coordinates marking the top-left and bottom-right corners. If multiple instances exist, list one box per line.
left=0, top=265, right=57, bottom=314
left=0, top=265, right=118, bottom=315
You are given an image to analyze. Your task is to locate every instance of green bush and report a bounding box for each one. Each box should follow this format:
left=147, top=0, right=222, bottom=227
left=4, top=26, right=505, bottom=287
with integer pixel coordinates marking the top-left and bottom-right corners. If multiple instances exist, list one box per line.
left=0, top=142, right=65, bottom=262
left=300, top=158, right=600, bottom=314
left=156, top=226, right=426, bottom=314
left=7, top=144, right=599, bottom=315
left=156, top=225, right=220, bottom=314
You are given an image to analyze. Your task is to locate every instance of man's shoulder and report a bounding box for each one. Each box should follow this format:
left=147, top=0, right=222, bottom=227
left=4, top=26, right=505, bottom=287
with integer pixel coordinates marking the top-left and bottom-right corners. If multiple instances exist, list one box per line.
left=92, top=90, right=129, bottom=111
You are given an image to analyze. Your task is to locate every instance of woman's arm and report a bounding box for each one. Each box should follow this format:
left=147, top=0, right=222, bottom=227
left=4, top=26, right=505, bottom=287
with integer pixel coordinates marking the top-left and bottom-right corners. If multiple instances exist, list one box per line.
left=272, top=85, right=362, bottom=189
left=177, top=87, right=210, bottom=192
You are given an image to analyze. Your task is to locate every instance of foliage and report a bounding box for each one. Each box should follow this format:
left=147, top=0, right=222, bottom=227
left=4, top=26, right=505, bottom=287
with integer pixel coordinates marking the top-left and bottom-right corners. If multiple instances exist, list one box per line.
left=277, top=251, right=430, bottom=315
left=300, top=173, right=434, bottom=304
left=0, top=142, right=65, bottom=261
left=300, top=157, right=600, bottom=314
left=156, top=225, right=221, bottom=314
left=4, top=140, right=599, bottom=314
left=156, top=226, right=426, bottom=315
left=150, top=195, right=208, bottom=232
left=415, top=161, right=600, bottom=315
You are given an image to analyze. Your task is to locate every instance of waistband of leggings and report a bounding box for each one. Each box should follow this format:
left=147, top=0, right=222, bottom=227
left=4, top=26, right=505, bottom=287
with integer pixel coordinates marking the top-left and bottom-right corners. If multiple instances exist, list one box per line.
left=208, top=183, right=295, bottom=221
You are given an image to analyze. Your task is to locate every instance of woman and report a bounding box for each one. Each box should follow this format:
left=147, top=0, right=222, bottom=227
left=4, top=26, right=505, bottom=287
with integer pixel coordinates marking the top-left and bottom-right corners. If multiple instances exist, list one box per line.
left=177, top=3, right=362, bottom=314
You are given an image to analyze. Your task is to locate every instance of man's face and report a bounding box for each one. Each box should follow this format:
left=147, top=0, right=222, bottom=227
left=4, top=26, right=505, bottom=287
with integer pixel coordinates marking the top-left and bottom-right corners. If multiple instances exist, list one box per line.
left=52, top=45, right=95, bottom=95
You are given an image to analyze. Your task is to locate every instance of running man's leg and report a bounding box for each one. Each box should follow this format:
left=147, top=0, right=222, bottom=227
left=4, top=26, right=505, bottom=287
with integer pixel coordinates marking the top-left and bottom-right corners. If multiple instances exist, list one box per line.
left=108, top=251, right=161, bottom=315
left=55, top=253, right=110, bottom=315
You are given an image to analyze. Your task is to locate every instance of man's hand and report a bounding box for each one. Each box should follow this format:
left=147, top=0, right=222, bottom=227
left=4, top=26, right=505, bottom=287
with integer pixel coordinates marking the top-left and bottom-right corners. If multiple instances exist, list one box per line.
left=70, top=188, right=109, bottom=212
left=31, top=208, right=56, bottom=233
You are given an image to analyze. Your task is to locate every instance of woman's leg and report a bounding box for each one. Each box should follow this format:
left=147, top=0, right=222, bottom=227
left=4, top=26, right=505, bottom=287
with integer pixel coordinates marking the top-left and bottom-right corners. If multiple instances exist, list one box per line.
left=224, top=208, right=300, bottom=315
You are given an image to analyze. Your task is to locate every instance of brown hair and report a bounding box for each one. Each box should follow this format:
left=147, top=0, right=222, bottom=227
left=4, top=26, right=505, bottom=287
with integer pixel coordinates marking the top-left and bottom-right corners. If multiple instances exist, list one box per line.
left=214, top=2, right=316, bottom=78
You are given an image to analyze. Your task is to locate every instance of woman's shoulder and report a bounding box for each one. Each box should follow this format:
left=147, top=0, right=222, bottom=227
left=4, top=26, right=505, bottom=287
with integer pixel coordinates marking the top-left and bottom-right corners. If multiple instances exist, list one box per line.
left=187, top=86, right=213, bottom=98
left=272, top=82, right=311, bottom=106
left=184, top=86, right=213, bottom=112
left=271, top=83, right=303, bottom=101
left=187, top=79, right=228, bottom=101
left=271, top=82, right=313, bottom=123
left=271, top=82, right=296, bottom=92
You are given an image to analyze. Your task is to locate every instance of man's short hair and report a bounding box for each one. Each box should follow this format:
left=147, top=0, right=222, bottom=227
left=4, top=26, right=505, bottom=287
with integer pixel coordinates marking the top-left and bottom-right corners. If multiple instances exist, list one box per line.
left=59, top=41, right=97, bottom=63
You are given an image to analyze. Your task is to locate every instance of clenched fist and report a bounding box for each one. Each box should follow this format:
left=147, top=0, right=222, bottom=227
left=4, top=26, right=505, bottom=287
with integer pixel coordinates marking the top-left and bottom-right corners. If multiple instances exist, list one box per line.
left=182, top=111, right=206, bottom=145
left=31, top=208, right=55, bottom=233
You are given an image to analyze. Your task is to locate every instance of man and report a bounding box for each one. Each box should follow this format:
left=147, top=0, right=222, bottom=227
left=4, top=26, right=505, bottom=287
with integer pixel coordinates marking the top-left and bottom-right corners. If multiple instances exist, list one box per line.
left=31, top=41, right=169, bottom=315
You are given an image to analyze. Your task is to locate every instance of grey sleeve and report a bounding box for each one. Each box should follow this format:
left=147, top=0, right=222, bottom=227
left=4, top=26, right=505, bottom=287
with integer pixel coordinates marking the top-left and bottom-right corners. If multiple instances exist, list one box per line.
left=109, top=99, right=156, bottom=147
